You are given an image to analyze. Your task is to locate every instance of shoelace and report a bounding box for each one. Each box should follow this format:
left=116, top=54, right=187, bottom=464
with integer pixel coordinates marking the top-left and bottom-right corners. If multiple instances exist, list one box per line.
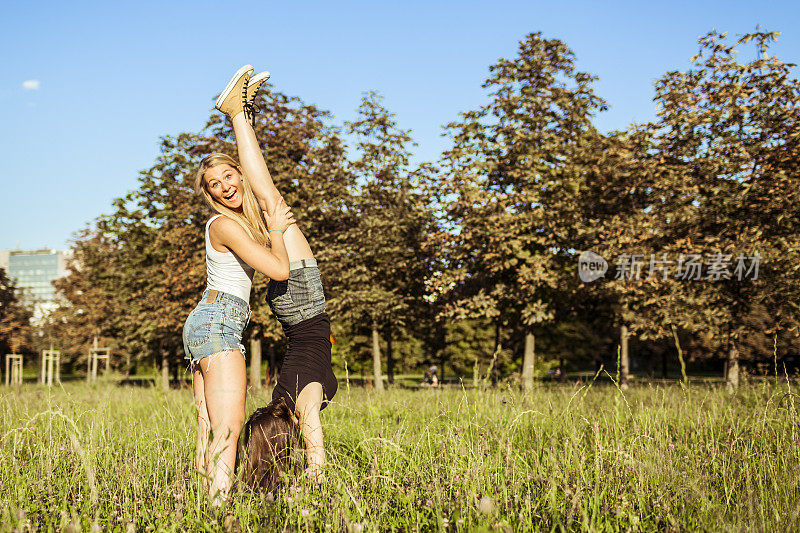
left=242, top=77, right=254, bottom=125
left=244, top=79, right=265, bottom=126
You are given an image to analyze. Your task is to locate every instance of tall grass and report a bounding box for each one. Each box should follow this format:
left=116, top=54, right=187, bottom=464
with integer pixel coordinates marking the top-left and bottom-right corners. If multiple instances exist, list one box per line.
left=1, top=378, right=798, bottom=531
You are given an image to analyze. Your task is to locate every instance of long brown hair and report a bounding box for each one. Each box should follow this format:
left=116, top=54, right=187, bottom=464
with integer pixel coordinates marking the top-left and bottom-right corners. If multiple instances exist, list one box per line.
left=241, top=398, right=300, bottom=492
left=194, top=153, right=270, bottom=246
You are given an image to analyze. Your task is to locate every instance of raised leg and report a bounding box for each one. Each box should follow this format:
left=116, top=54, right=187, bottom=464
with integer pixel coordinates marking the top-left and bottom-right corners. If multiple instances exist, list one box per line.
left=231, top=113, right=314, bottom=263
left=200, top=351, right=247, bottom=506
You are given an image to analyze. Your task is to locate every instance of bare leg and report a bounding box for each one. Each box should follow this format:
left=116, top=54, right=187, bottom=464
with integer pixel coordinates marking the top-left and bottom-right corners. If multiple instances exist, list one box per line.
left=200, top=351, right=247, bottom=506
left=295, top=382, right=325, bottom=479
left=192, top=365, right=211, bottom=491
left=231, top=113, right=314, bottom=262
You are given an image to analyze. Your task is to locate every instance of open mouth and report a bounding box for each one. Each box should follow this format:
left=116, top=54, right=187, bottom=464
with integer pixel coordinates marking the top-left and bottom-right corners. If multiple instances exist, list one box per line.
left=223, top=189, right=238, bottom=202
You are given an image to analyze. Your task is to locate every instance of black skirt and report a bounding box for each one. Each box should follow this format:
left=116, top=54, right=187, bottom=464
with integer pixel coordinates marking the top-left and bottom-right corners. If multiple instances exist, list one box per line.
left=272, top=312, right=338, bottom=412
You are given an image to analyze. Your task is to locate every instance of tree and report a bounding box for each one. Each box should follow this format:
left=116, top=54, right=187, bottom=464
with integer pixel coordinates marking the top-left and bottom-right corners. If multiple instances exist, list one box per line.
left=637, top=30, right=800, bottom=391
left=436, top=32, right=609, bottom=389
left=0, top=268, right=33, bottom=355
left=54, top=85, right=355, bottom=385
left=334, top=92, right=433, bottom=390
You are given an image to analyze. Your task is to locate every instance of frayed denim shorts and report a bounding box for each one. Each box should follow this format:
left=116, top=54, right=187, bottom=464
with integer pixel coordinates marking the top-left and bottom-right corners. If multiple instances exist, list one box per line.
left=267, top=258, right=326, bottom=327
left=183, top=289, right=251, bottom=365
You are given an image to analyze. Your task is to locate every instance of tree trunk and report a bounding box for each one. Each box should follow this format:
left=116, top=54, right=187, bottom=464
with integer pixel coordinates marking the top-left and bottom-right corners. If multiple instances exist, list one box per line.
left=249, top=336, right=262, bottom=390
left=439, top=326, right=447, bottom=385
left=371, top=322, right=384, bottom=391
left=171, top=354, right=179, bottom=384
left=521, top=331, right=535, bottom=392
left=726, top=342, right=740, bottom=394
left=267, top=344, right=277, bottom=386
left=620, top=324, right=630, bottom=390
left=492, top=318, right=501, bottom=386
left=386, top=325, right=394, bottom=385
left=559, top=358, right=567, bottom=383
left=161, top=349, right=170, bottom=391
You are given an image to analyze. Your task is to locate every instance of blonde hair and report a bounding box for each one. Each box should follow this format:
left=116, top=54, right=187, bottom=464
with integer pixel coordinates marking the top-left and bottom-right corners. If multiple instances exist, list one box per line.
left=194, top=153, right=270, bottom=247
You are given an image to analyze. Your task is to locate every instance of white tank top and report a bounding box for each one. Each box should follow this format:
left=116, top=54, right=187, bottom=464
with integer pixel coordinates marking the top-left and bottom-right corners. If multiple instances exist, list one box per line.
left=205, top=215, right=255, bottom=302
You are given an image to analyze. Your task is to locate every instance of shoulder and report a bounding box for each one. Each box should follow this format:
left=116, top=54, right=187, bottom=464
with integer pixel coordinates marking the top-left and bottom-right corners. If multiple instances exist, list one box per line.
left=209, top=215, right=241, bottom=234
left=209, top=215, right=246, bottom=242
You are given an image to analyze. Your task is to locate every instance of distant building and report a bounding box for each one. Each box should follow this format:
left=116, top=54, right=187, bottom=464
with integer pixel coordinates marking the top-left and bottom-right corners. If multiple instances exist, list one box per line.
left=0, top=248, right=70, bottom=314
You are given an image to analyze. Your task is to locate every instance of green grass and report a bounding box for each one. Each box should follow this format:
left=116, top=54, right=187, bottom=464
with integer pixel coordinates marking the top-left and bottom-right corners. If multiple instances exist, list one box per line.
left=1, top=378, right=798, bottom=531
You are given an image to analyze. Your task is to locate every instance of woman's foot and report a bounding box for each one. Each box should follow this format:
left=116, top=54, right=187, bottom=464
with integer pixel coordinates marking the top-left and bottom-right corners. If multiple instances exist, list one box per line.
left=243, top=71, right=270, bottom=126
left=215, top=64, right=253, bottom=119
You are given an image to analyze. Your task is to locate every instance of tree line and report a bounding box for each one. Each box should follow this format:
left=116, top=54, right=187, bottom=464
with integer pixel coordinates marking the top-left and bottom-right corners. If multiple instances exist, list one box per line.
left=3, top=30, right=799, bottom=391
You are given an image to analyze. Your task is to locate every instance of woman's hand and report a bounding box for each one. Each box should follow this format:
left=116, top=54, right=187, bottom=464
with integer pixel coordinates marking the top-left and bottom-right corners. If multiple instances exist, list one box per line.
left=265, top=197, right=295, bottom=232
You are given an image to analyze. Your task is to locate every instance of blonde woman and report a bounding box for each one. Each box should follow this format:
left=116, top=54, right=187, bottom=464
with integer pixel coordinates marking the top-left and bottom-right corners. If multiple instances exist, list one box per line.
left=211, top=65, right=338, bottom=493
left=182, top=66, right=296, bottom=505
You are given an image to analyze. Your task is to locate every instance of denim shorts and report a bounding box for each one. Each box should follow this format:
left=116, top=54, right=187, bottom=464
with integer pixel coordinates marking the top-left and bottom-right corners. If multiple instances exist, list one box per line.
left=267, top=258, right=326, bottom=327
left=182, top=289, right=251, bottom=364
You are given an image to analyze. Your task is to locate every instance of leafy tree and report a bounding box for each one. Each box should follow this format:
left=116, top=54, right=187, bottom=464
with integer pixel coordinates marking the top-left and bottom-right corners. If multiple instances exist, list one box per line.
left=335, top=92, right=433, bottom=389
left=0, top=268, right=33, bottom=355
left=631, top=30, right=800, bottom=390
left=436, top=32, right=608, bottom=389
left=54, top=86, right=354, bottom=385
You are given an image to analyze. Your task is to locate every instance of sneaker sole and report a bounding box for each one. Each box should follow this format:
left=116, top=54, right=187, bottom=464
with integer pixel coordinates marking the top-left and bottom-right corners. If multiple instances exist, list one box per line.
left=215, top=64, right=253, bottom=110
left=250, top=71, right=271, bottom=85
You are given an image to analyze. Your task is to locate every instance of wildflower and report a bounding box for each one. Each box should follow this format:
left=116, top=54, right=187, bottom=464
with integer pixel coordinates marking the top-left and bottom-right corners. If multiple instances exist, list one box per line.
left=441, top=518, right=450, bottom=528
left=668, top=444, right=676, bottom=449
left=456, top=519, right=465, bottom=526
left=265, top=492, right=275, bottom=502
left=425, top=499, right=433, bottom=507
left=478, top=495, right=495, bottom=514
left=301, top=509, right=310, bottom=518
left=286, top=496, right=294, bottom=504
left=349, top=522, right=364, bottom=533
left=90, top=522, right=102, bottom=533
left=60, top=445, right=65, bottom=451
left=417, top=499, right=422, bottom=507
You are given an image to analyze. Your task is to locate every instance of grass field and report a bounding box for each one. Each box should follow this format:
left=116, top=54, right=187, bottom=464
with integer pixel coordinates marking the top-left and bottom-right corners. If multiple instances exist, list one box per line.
left=1, top=377, right=798, bottom=532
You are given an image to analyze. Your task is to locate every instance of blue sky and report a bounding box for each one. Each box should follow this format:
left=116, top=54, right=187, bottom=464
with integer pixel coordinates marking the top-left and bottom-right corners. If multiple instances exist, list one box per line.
left=2, top=1, right=798, bottom=250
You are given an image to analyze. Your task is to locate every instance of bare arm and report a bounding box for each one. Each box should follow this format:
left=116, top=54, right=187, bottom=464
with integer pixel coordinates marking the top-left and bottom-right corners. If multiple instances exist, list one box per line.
left=295, top=382, right=325, bottom=479
left=209, top=209, right=293, bottom=281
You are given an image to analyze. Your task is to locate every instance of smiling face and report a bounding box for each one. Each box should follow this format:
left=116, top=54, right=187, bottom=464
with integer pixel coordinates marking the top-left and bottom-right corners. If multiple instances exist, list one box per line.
left=203, top=163, right=244, bottom=211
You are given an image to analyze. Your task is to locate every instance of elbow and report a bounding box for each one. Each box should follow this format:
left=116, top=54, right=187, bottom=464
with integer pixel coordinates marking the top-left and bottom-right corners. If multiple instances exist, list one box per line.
left=272, top=266, right=291, bottom=281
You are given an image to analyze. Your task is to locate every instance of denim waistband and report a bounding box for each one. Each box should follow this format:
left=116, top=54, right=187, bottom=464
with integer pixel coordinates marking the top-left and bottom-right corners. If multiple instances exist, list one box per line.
left=201, top=288, right=250, bottom=310
left=290, top=258, right=317, bottom=270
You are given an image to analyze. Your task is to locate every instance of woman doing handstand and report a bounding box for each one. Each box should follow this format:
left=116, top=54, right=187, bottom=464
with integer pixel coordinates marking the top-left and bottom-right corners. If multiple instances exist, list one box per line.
left=185, top=65, right=337, bottom=501
left=182, top=64, right=295, bottom=505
